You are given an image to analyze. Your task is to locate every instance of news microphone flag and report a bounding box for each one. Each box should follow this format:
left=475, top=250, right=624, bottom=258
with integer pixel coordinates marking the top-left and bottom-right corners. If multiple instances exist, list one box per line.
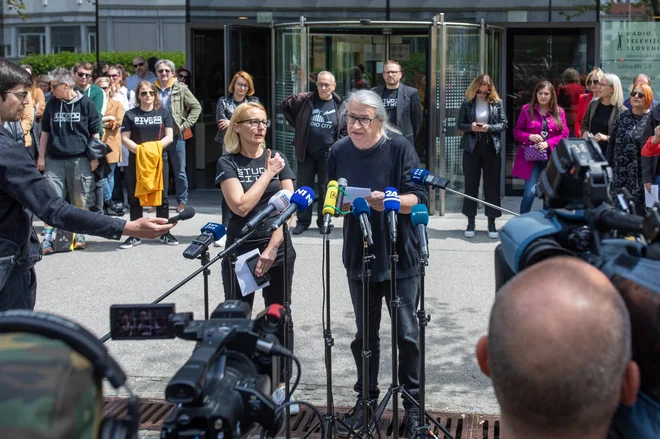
left=183, top=222, right=227, bottom=260
left=352, top=197, right=374, bottom=246
left=270, top=186, right=315, bottom=231
left=384, top=186, right=400, bottom=243
left=411, top=204, right=429, bottom=264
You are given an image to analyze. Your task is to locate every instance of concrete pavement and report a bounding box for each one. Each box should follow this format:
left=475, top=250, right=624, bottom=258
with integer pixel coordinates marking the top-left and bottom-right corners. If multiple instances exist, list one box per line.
left=32, top=191, right=539, bottom=418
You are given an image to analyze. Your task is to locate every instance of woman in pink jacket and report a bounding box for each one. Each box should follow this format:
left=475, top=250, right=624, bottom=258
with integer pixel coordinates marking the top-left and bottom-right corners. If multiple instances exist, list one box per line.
left=513, top=80, right=569, bottom=213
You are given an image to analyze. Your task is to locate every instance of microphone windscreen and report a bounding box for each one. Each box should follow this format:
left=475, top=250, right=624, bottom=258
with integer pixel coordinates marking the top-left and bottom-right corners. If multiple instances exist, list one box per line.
left=338, top=177, right=348, bottom=189
left=410, top=168, right=430, bottom=185
left=383, top=186, right=401, bottom=213
left=352, top=197, right=370, bottom=218
left=269, top=189, right=292, bottom=212
left=290, top=186, right=315, bottom=210
left=411, top=204, right=429, bottom=226
left=178, top=206, right=196, bottom=221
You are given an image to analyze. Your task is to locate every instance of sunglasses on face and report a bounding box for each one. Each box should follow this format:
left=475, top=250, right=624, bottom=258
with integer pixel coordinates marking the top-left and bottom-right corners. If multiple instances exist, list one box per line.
left=476, top=90, right=491, bottom=96
left=630, top=91, right=645, bottom=99
left=178, top=74, right=189, bottom=79
left=76, top=72, right=92, bottom=79
left=158, top=69, right=172, bottom=74
left=108, top=74, right=119, bottom=79
left=140, top=91, right=156, bottom=97
left=133, top=62, right=145, bottom=68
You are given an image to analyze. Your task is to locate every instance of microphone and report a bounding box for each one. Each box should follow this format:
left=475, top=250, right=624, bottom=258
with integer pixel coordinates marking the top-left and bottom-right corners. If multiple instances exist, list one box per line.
left=384, top=186, right=400, bottom=243
left=241, top=189, right=292, bottom=235
left=321, top=180, right=339, bottom=234
left=334, top=178, right=348, bottom=217
left=270, top=186, right=315, bottom=231
left=411, top=204, right=429, bottom=265
left=166, top=206, right=196, bottom=224
left=352, top=197, right=374, bottom=246
left=411, top=168, right=448, bottom=189
left=183, top=222, right=226, bottom=260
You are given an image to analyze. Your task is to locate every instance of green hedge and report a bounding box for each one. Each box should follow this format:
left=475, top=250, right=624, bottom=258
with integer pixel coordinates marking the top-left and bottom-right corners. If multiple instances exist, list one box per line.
left=20, top=51, right=186, bottom=76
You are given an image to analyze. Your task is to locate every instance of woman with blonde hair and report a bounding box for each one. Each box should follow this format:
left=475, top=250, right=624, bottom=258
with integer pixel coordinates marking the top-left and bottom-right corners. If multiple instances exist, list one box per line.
left=95, top=76, right=125, bottom=215
left=581, top=73, right=626, bottom=154
left=19, top=64, right=45, bottom=158
left=575, top=68, right=604, bottom=137
left=107, top=65, right=130, bottom=111
left=457, top=74, right=507, bottom=238
left=215, top=102, right=299, bottom=413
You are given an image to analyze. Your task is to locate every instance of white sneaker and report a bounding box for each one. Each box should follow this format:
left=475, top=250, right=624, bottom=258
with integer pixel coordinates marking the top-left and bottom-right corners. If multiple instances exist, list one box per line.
left=213, top=235, right=227, bottom=247
left=271, top=385, right=299, bottom=415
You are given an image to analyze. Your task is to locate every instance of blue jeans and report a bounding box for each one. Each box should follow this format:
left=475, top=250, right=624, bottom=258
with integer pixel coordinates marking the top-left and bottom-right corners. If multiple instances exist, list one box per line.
left=101, top=163, right=117, bottom=203
left=520, top=161, right=548, bottom=214
left=168, top=136, right=188, bottom=205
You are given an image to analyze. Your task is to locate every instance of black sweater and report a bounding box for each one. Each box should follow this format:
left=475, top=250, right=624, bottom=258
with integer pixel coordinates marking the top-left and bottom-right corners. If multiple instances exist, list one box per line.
left=326, top=133, right=428, bottom=281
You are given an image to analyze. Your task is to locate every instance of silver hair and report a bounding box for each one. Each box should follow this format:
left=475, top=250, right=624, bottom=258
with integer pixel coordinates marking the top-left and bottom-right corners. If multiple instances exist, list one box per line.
left=48, top=67, right=74, bottom=87
left=317, top=70, right=336, bottom=84
left=155, top=59, right=176, bottom=73
left=345, top=89, right=402, bottom=139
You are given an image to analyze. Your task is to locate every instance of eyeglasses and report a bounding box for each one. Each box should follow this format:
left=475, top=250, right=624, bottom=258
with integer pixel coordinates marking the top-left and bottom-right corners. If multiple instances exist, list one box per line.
left=240, top=119, right=271, bottom=128
left=317, top=82, right=334, bottom=89
left=158, top=69, right=172, bottom=74
left=108, top=74, right=119, bottom=79
left=384, top=71, right=401, bottom=75
left=76, top=72, right=92, bottom=79
left=1, top=91, right=29, bottom=101
left=235, top=82, right=249, bottom=89
left=630, top=91, right=645, bottom=99
left=140, top=91, right=156, bottom=97
left=100, top=86, right=110, bottom=91
left=347, top=115, right=379, bottom=126
left=476, top=90, right=491, bottom=96
left=599, top=82, right=611, bottom=87
left=178, top=74, right=189, bottom=79
left=133, top=62, right=145, bottom=68
left=588, top=79, right=600, bottom=85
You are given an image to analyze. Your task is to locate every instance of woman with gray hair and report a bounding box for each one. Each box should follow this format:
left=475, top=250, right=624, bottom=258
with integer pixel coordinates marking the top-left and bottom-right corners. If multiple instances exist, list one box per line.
left=581, top=73, right=626, bottom=154
left=326, top=89, right=428, bottom=436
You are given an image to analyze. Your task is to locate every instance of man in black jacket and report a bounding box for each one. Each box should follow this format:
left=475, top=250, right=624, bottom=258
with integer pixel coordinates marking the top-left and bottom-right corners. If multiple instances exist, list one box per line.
left=0, top=60, right=175, bottom=311
left=280, top=71, right=344, bottom=235
left=371, top=60, right=422, bottom=147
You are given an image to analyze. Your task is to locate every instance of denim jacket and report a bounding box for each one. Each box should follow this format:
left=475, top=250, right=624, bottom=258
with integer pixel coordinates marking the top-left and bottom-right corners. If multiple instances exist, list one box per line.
left=0, top=126, right=125, bottom=268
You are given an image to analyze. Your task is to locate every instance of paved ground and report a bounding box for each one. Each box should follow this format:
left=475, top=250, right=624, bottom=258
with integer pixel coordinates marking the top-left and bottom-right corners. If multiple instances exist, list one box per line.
left=32, top=190, right=540, bottom=432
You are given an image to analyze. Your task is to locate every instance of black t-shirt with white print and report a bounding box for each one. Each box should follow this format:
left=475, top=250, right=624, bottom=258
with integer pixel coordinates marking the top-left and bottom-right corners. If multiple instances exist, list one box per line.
left=215, top=149, right=296, bottom=245
left=382, top=87, right=398, bottom=126
left=307, top=96, right=337, bottom=156
left=121, top=107, right=173, bottom=146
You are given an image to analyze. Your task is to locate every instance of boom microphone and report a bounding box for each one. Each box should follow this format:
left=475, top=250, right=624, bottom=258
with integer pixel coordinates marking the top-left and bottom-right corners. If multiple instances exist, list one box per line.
left=352, top=197, right=374, bottom=246
left=270, top=186, right=315, bottom=231
left=411, top=168, right=448, bottom=189
left=384, top=186, right=400, bottom=243
left=241, top=189, right=292, bottom=234
left=322, top=181, right=339, bottom=235
left=183, top=222, right=226, bottom=260
left=411, top=204, right=429, bottom=265
left=167, top=206, right=196, bottom=224
left=335, top=178, right=348, bottom=217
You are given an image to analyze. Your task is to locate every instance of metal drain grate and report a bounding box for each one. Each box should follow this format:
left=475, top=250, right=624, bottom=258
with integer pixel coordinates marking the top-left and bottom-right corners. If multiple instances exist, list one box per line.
left=103, top=398, right=499, bottom=438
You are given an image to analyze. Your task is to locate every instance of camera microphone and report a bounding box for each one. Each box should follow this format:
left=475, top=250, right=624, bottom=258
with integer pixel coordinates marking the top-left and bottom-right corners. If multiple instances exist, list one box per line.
left=270, top=186, right=315, bottom=231
left=183, top=222, right=226, bottom=260
left=384, top=186, right=400, bottom=243
left=352, top=197, right=374, bottom=246
left=411, top=204, right=429, bottom=265
left=167, top=206, right=196, bottom=224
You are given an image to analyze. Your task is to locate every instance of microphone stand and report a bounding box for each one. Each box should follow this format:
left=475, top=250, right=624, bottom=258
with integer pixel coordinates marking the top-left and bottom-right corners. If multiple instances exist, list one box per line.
left=282, top=222, right=292, bottom=439
left=201, top=251, right=210, bottom=319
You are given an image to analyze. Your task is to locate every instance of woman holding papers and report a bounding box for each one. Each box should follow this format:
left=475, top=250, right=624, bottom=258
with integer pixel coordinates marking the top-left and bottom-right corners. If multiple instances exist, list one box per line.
left=215, top=102, right=298, bottom=412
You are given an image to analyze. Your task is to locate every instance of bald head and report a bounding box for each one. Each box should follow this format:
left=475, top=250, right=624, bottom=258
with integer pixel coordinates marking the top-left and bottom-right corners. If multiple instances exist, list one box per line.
left=486, top=257, right=632, bottom=437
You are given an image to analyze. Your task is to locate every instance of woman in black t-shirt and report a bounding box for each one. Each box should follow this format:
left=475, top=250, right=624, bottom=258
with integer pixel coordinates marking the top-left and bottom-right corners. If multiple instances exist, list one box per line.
left=119, top=81, right=176, bottom=249
left=215, top=102, right=298, bottom=409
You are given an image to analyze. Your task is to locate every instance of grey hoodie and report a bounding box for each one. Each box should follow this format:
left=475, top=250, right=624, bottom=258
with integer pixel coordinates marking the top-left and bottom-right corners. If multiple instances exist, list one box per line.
left=41, top=90, right=101, bottom=159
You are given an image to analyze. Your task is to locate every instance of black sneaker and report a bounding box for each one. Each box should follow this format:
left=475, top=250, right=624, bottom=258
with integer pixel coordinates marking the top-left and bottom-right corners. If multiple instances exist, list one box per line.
left=291, top=224, right=308, bottom=235
left=337, top=401, right=376, bottom=437
left=405, top=410, right=421, bottom=438
left=119, top=237, right=141, bottom=249
left=464, top=216, right=476, bottom=238
left=488, top=218, right=499, bottom=239
left=160, top=232, right=179, bottom=245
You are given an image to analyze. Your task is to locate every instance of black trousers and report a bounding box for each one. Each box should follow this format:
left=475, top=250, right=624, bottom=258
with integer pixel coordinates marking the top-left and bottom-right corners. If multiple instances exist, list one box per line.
left=111, top=165, right=125, bottom=205
left=296, top=151, right=328, bottom=228
left=462, top=136, right=502, bottom=219
left=126, top=151, right=170, bottom=221
left=0, top=266, right=37, bottom=311
left=221, top=238, right=296, bottom=383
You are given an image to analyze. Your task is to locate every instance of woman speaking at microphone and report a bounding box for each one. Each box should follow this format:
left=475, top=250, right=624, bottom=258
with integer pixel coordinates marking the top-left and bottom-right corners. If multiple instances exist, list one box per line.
left=214, top=102, right=298, bottom=410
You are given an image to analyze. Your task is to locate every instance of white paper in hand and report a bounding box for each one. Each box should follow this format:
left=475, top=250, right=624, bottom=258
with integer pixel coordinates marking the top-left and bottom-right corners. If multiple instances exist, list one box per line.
left=235, top=249, right=270, bottom=296
left=345, top=186, right=372, bottom=200
left=645, top=185, right=659, bottom=208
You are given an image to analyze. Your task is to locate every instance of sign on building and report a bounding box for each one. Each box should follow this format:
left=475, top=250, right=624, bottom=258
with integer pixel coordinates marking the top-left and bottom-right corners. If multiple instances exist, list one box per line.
left=601, top=21, right=660, bottom=87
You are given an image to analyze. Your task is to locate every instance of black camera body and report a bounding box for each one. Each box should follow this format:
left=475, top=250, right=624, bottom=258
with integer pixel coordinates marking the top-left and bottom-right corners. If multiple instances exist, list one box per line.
left=110, top=300, right=285, bottom=439
left=495, top=138, right=660, bottom=403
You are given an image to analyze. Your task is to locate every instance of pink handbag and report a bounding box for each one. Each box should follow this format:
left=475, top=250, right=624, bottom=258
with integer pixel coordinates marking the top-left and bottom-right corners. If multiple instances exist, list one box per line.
left=523, top=116, right=549, bottom=161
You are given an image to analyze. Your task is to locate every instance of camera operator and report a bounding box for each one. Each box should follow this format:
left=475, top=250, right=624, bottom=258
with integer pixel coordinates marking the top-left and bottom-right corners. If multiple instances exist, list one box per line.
left=0, top=60, right=175, bottom=311
left=476, top=257, right=640, bottom=439
left=215, top=102, right=298, bottom=412
left=326, top=89, right=428, bottom=436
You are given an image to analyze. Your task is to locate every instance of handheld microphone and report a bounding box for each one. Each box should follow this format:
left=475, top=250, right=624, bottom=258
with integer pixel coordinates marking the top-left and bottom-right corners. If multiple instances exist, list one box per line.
left=183, top=222, right=226, bottom=260
left=241, top=189, right=292, bottom=235
left=411, top=204, right=429, bottom=265
left=384, top=186, right=400, bottom=243
left=352, top=197, right=374, bottom=246
left=270, top=186, right=315, bottom=231
left=334, top=178, right=348, bottom=217
left=411, top=168, right=448, bottom=190
left=321, top=180, right=339, bottom=234
left=166, top=206, right=196, bottom=224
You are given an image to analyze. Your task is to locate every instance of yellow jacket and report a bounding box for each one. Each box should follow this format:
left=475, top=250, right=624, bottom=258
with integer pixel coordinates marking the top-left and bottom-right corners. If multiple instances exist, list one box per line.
left=134, top=140, right=163, bottom=206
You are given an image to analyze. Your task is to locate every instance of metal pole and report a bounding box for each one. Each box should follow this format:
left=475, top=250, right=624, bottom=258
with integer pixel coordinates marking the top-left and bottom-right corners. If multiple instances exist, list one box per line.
left=95, top=0, right=100, bottom=68
left=438, top=13, right=447, bottom=216
left=479, top=18, right=485, bottom=75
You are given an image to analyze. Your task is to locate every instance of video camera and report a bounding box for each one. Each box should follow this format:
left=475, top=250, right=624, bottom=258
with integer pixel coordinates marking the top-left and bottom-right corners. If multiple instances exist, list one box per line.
left=110, top=300, right=289, bottom=439
left=495, top=138, right=660, bottom=403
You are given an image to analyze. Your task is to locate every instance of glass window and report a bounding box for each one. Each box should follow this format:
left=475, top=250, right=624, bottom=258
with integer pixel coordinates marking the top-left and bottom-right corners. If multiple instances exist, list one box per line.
left=18, top=27, right=45, bottom=57
left=88, top=26, right=97, bottom=53
left=51, top=26, right=82, bottom=53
